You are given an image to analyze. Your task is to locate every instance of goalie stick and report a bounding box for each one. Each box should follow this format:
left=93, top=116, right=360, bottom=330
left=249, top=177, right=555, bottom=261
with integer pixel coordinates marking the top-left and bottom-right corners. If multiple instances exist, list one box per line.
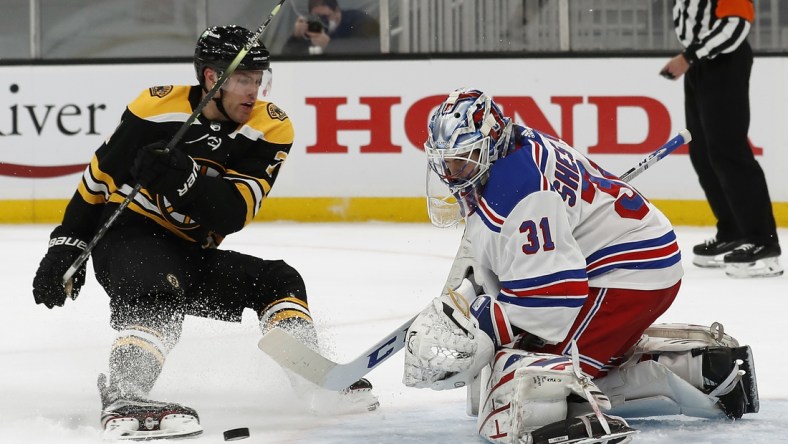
left=258, top=129, right=692, bottom=391
left=61, top=0, right=288, bottom=297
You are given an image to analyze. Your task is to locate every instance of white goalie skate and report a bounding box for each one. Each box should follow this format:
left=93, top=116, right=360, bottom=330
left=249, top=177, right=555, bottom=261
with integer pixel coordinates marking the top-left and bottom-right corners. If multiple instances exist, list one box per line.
left=98, top=374, right=203, bottom=441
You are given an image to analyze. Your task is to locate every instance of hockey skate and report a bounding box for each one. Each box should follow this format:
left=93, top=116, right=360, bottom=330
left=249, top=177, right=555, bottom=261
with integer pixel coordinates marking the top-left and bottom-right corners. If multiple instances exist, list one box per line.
left=692, top=237, right=743, bottom=268
left=305, top=377, right=380, bottom=414
left=98, top=374, right=202, bottom=441
left=527, top=413, right=637, bottom=444
left=723, top=243, right=783, bottom=278
left=340, top=378, right=380, bottom=412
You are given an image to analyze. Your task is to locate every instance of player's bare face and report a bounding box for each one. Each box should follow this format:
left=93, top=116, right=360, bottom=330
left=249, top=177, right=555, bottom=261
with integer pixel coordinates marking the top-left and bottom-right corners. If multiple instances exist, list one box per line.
left=219, top=71, right=264, bottom=123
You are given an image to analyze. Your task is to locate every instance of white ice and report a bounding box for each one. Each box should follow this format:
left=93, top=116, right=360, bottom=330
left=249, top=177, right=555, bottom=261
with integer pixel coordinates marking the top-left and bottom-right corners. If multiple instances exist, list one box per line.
left=1, top=223, right=786, bottom=443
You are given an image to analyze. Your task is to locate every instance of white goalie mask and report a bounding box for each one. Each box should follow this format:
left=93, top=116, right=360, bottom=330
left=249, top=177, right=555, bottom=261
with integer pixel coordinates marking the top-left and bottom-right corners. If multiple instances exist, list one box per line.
left=424, top=88, right=511, bottom=227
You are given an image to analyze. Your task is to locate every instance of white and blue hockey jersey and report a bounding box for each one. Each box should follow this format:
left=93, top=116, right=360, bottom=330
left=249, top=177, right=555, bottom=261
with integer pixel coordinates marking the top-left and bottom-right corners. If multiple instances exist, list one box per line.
left=466, top=125, right=683, bottom=344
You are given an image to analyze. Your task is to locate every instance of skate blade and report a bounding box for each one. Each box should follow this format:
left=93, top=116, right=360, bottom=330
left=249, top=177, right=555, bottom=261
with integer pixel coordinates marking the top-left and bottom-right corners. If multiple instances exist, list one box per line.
left=104, top=428, right=203, bottom=441
left=692, top=255, right=725, bottom=268
left=309, top=388, right=380, bottom=415
left=572, top=429, right=638, bottom=444
left=725, top=257, right=784, bottom=278
left=103, top=415, right=203, bottom=441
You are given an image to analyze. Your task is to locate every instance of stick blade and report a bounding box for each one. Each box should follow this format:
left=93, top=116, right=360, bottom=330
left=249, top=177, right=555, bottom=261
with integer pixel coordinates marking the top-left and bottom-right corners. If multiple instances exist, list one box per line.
left=259, top=317, right=414, bottom=391
left=258, top=328, right=338, bottom=389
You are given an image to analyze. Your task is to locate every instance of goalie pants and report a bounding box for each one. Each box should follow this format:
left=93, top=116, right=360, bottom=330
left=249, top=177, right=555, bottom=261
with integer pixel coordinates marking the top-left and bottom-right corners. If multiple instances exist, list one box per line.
left=522, top=281, right=680, bottom=378
left=684, top=40, right=778, bottom=246
left=91, top=216, right=309, bottom=330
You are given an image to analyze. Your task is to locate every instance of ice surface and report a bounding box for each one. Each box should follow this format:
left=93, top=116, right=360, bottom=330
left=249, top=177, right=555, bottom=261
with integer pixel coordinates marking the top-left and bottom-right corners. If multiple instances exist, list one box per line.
left=2, top=223, right=786, bottom=443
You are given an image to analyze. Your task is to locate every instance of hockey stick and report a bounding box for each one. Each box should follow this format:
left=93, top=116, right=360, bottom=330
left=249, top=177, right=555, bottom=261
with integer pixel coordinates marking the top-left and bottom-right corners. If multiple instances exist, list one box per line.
left=620, top=129, right=690, bottom=182
left=258, top=129, right=692, bottom=391
left=260, top=317, right=416, bottom=391
left=61, top=0, right=288, bottom=296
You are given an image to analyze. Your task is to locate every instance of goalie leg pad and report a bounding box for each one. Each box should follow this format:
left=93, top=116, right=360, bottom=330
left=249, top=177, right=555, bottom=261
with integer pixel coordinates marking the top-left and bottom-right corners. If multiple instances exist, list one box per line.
left=598, top=346, right=758, bottom=420
left=477, top=350, right=613, bottom=444
left=623, top=322, right=758, bottom=419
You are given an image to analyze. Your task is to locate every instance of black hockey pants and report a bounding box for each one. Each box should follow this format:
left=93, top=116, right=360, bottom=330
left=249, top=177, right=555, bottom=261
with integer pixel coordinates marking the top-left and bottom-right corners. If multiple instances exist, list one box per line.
left=90, top=217, right=308, bottom=330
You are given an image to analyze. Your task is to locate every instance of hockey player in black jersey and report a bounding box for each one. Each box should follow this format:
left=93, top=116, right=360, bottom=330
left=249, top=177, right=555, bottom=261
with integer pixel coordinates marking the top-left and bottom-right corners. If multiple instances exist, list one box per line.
left=32, top=25, right=377, bottom=440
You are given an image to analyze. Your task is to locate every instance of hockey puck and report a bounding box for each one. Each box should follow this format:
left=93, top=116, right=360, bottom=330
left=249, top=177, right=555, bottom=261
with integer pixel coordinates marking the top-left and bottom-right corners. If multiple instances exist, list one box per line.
left=223, top=427, right=250, bottom=441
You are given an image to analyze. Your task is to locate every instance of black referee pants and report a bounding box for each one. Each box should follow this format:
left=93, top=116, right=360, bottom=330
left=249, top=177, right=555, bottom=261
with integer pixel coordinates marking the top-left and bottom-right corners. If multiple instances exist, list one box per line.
left=684, top=41, right=778, bottom=246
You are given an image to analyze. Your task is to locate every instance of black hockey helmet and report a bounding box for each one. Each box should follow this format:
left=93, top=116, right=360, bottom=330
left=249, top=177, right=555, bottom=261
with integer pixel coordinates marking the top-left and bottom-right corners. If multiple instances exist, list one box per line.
left=194, top=25, right=270, bottom=88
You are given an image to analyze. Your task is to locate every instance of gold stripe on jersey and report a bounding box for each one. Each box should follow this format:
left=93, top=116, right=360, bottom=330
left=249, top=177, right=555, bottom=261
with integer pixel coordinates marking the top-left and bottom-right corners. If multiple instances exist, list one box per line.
left=77, top=155, right=117, bottom=205
left=224, top=169, right=272, bottom=221
left=128, top=85, right=194, bottom=123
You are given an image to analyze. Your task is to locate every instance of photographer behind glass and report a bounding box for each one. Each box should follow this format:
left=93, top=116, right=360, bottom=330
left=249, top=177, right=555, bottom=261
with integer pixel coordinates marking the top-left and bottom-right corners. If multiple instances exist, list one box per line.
left=283, top=0, right=380, bottom=56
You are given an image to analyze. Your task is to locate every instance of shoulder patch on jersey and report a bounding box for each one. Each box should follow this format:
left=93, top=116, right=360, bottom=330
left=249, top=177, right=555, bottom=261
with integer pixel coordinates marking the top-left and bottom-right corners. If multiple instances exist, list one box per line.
left=148, top=85, right=174, bottom=98
left=267, top=103, right=288, bottom=121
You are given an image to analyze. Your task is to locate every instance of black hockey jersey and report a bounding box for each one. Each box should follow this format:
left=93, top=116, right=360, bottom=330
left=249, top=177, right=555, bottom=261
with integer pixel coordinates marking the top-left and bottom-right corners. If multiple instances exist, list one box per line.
left=61, top=85, right=294, bottom=247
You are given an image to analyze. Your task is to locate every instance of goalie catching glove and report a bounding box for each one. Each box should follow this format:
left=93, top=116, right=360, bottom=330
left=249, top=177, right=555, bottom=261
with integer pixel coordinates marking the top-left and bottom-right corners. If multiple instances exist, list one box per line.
left=403, top=278, right=495, bottom=390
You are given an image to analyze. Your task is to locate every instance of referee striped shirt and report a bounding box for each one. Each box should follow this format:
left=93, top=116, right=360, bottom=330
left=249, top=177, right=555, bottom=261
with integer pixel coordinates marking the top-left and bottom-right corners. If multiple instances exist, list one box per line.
left=673, top=0, right=753, bottom=63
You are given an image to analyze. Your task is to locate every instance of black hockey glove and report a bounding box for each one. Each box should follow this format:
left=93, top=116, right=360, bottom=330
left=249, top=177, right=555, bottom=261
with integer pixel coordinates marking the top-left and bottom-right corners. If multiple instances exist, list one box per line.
left=131, top=141, right=200, bottom=203
left=32, top=226, right=88, bottom=308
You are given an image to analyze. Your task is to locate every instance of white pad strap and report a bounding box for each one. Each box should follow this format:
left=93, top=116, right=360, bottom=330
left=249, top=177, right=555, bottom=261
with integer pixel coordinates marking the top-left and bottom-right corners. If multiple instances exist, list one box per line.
left=570, top=341, right=611, bottom=435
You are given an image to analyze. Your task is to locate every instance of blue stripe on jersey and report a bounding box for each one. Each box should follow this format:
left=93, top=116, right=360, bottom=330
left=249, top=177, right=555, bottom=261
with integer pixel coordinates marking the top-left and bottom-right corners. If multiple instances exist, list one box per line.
left=498, top=294, right=586, bottom=308
left=586, top=231, right=677, bottom=264
left=587, top=252, right=682, bottom=278
left=474, top=200, right=503, bottom=233
left=500, top=268, right=587, bottom=290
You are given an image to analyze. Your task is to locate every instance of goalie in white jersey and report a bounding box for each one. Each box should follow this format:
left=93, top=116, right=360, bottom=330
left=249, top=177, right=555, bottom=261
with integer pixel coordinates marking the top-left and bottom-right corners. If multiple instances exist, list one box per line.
left=404, top=88, right=758, bottom=444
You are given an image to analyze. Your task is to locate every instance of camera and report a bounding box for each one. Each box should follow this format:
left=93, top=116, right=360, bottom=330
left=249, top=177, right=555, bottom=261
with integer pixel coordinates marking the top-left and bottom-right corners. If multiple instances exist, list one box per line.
left=306, top=15, right=325, bottom=33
